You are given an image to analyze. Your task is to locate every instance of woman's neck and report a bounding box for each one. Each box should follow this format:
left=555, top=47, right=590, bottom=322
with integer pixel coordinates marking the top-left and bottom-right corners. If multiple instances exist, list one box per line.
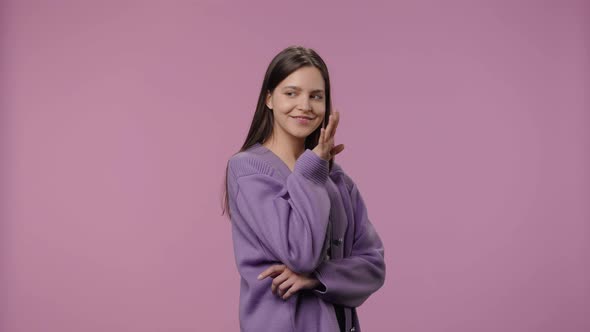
left=262, top=135, right=306, bottom=167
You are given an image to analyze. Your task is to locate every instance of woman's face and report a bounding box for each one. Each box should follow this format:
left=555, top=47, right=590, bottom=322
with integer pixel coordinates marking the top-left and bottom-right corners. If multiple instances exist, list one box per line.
left=266, top=66, right=326, bottom=142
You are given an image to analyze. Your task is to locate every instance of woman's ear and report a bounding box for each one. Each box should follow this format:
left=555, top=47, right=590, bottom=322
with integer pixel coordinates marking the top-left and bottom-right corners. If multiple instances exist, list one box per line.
left=266, top=90, right=273, bottom=110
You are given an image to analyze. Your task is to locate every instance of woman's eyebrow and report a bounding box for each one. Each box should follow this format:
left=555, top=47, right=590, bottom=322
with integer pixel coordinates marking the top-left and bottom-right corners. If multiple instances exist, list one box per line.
left=282, top=86, right=324, bottom=93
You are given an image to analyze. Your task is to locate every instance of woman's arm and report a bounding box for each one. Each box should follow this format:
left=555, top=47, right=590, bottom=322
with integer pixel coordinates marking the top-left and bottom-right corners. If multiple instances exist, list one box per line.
left=311, top=175, right=386, bottom=308
left=228, top=149, right=331, bottom=275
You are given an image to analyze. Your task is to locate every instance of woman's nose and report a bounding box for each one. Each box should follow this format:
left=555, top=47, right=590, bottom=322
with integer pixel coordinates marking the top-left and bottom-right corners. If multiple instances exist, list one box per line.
left=298, top=96, right=311, bottom=110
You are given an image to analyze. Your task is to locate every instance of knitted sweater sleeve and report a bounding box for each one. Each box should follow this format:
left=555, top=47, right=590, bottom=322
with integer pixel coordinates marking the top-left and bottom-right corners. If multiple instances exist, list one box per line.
left=227, top=149, right=331, bottom=275
left=311, top=173, right=386, bottom=308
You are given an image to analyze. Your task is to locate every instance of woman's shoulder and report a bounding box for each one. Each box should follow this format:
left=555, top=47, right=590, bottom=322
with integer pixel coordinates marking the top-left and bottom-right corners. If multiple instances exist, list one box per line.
left=227, top=145, right=276, bottom=179
left=227, top=144, right=353, bottom=189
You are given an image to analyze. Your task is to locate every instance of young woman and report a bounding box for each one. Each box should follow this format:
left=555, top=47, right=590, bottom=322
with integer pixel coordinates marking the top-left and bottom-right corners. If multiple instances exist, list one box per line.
left=222, top=46, right=385, bottom=332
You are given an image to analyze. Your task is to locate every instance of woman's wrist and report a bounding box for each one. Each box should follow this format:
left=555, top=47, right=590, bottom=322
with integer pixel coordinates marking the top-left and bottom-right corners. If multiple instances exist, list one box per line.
left=311, top=278, right=325, bottom=291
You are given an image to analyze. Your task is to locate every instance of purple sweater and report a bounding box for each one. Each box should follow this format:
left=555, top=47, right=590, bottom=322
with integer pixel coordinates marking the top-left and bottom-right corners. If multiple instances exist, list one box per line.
left=227, top=142, right=386, bottom=332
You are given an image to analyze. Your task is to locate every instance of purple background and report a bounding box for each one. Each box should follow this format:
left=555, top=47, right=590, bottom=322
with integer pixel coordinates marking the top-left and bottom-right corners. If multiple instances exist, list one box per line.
left=2, top=0, right=589, bottom=331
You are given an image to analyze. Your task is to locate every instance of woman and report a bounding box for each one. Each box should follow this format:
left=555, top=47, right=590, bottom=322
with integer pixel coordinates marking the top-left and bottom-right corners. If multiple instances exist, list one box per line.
left=222, top=45, right=385, bottom=332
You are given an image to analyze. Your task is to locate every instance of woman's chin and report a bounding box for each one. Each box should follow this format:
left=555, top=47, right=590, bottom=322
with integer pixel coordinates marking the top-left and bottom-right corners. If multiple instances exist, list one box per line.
left=288, top=129, right=315, bottom=139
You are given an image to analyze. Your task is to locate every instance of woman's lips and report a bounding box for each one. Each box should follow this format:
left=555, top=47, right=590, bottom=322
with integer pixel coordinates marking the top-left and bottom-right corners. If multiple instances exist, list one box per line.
left=291, top=116, right=314, bottom=125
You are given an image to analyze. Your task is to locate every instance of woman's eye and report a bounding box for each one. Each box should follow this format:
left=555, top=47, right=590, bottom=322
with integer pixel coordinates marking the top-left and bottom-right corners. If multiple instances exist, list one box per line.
left=285, top=92, right=323, bottom=100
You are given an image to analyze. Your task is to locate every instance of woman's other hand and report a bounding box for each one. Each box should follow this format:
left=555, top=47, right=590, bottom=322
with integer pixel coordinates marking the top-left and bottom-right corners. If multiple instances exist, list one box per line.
left=257, top=264, right=321, bottom=300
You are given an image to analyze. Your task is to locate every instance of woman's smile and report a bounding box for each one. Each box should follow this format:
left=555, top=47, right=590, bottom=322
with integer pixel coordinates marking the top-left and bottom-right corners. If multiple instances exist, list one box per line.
left=290, top=115, right=315, bottom=125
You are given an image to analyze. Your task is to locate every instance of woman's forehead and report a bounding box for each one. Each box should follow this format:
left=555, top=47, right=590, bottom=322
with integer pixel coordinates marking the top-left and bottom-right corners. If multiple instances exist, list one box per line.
left=279, top=67, right=325, bottom=91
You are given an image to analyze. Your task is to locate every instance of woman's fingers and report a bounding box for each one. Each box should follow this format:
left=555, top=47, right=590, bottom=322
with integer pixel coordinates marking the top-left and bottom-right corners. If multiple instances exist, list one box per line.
left=322, top=113, right=331, bottom=143
left=334, top=111, right=340, bottom=137
left=331, top=144, right=345, bottom=156
left=271, top=270, right=291, bottom=295
left=331, top=111, right=339, bottom=138
left=324, top=111, right=336, bottom=141
left=258, top=264, right=285, bottom=280
left=277, top=277, right=296, bottom=298
left=326, top=111, right=340, bottom=142
left=282, top=281, right=302, bottom=300
left=316, top=110, right=342, bottom=161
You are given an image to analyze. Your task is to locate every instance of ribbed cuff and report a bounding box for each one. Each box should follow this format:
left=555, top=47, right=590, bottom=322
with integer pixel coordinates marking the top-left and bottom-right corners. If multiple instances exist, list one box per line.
left=293, top=149, right=329, bottom=185
left=312, top=270, right=328, bottom=294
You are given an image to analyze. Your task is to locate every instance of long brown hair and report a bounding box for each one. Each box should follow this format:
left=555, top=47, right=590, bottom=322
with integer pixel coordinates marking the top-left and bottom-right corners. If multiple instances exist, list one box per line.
left=221, top=45, right=334, bottom=220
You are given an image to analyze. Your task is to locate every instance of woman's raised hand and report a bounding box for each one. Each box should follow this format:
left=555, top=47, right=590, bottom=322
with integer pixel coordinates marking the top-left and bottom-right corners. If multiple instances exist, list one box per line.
left=313, top=110, right=345, bottom=161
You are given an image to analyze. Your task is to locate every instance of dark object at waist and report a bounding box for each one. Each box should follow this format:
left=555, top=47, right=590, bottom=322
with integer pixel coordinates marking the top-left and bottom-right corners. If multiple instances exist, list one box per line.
left=334, top=304, right=345, bottom=332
